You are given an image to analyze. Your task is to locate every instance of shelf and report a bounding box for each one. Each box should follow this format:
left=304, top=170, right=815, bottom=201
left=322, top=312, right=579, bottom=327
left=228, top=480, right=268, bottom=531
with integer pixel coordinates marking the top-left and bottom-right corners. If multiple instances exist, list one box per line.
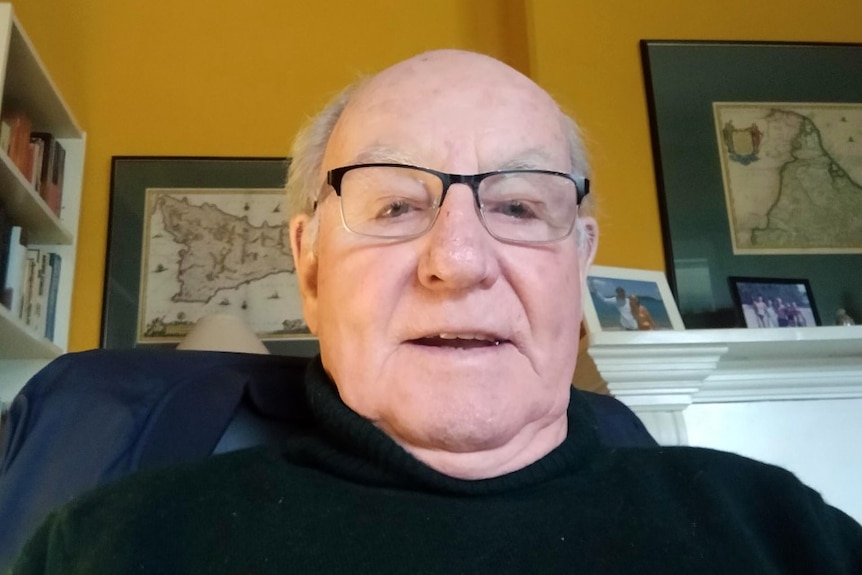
left=3, top=13, right=81, bottom=137
left=0, top=302, right=62, bottom=359
left=587, top=326, right=862, bottom=406
left=0, top=150, right=73, bottom=243
left=590, top=325, right=862, bottom=355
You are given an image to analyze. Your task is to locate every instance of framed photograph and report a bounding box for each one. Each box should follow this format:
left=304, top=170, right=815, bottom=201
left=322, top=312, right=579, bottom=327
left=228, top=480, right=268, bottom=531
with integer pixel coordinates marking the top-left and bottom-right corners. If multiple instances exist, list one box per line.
left=728, top=276, right=820, bottom=328
left=583, top=265, right=685, bottom=334
left=102, top=156, right=318, bottom=355
left=641, top=40, right=862, bottom=328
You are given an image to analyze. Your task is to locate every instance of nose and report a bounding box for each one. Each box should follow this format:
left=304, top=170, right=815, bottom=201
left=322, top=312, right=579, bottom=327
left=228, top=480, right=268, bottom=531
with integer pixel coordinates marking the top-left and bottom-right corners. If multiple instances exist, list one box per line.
left=417, top=185, right=499, bottom=291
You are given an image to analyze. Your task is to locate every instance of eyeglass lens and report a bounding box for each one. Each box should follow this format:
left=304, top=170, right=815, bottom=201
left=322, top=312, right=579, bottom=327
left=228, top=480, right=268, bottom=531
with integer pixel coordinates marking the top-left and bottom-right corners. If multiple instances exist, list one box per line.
left=337, top=165, right=580, bottom=243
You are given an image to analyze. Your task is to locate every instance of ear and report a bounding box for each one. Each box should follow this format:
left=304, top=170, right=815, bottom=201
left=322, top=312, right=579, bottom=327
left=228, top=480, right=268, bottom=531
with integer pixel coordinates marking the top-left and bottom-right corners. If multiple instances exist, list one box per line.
left=289, top=214, right=319, bottom=334
left=577, top=216, right=599, bottom=283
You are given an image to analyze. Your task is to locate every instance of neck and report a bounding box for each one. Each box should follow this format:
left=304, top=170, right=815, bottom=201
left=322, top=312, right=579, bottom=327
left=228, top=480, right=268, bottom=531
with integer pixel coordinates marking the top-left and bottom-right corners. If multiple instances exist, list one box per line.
left=387, top=415, right=569, bottom=480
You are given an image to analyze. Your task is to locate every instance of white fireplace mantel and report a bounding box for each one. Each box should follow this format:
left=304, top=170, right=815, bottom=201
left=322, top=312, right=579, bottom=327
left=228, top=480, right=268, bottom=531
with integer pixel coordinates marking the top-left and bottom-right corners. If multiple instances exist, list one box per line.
left=588, top=325, right=862, bottom=523
left=588, top=325, right=862, bottom=409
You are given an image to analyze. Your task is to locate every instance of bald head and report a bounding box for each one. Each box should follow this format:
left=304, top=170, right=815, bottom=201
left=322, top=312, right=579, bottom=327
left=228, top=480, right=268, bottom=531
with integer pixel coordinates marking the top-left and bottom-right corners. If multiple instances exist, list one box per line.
left=345, top=50, right=558, bottom=123
left=323, top=50, right=571, bottom=177
left=286, top=50, right=591, bottom=226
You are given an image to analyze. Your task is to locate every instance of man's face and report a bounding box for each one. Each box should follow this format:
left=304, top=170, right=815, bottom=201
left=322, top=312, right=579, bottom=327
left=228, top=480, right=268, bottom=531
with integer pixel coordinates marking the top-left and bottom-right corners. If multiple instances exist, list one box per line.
left=291, top=51, right=597, bottom=475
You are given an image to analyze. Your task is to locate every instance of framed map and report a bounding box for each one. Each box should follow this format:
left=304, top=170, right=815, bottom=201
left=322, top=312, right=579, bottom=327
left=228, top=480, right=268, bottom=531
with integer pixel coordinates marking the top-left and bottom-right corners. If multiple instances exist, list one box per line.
left=715, top=103, right=862, bottom=254
left=642, top=41, right=862, bottom=329
left=103, top=157, right=318, bottom=356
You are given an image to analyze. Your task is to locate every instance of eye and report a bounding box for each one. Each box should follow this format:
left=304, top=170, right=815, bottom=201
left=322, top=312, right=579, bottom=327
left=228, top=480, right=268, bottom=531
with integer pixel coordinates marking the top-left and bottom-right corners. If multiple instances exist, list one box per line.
left=377, top=198, right=417, bottom=219
left=480, top=173, right=550, bottom=222
left=493, top=200, right=539, bottom=220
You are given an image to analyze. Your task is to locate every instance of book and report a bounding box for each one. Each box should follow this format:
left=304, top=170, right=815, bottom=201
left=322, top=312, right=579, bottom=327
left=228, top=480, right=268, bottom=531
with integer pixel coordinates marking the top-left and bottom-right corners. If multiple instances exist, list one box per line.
left=1, top=226, right=27, bottom=316
left=23, top=247, right=41, bottom=327
left=0, top=119, right=11, bottom=153
left=44, top=252, right=61, bottom=340
left=1, top=109, right=33, bottom=177
left=0, top=400, right=9, bottom=449
left=0, top=202, right=11, bottom=296
left=28, top=134, right=46, bottom=192
left=47, top=140, right=66, bottom=216
left=31, top=133, right=65, bottom=216
left=32, top=251, right=51, bottom=336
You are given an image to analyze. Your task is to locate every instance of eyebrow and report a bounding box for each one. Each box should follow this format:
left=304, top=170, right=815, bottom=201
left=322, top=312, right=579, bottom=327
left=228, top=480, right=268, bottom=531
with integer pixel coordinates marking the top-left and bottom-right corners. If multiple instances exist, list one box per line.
left=352, top=146, right=418, bottom=165
left=349, top=146, right=564, bottom=173
left=495, top=149, right=560, bottom=171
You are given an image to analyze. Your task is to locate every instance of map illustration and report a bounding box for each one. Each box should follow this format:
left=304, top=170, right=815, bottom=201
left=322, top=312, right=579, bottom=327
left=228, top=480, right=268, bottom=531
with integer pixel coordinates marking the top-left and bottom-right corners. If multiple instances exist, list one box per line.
left=714, top=103, right=862, bottom=254
left=139, top=188, right=309, bottom=343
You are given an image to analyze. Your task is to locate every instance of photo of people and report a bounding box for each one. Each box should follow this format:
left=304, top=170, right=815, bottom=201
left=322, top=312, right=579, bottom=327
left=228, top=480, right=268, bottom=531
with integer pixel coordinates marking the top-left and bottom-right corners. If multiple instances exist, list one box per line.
left=587, top=276, right=675, bottom=331
left=730, top=277, right=820, bottom=328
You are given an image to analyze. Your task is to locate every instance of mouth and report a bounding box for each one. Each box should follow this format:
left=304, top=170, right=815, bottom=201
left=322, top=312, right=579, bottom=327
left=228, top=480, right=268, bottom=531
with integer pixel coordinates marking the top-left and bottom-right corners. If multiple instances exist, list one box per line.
left=409, top=333, right=507, bottom=350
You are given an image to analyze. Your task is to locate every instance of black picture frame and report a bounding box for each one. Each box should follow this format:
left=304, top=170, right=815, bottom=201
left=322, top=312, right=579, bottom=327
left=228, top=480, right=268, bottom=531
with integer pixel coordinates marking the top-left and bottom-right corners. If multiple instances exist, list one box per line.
left=641, top=40, right=862, bottom=329
left=728, top=276, right=820, bottom=328
left=102, top=156, right=319, bottom=356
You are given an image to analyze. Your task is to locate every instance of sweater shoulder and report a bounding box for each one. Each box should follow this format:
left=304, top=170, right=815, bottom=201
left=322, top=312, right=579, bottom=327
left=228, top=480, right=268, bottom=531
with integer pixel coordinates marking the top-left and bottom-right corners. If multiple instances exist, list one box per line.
left=11, top=447, right=286, bottom=572
left=26, top=447, right=277, bottom=540
left=616, top=445, right=808, bottom=492
left=606, top=445, right=858, bottom=528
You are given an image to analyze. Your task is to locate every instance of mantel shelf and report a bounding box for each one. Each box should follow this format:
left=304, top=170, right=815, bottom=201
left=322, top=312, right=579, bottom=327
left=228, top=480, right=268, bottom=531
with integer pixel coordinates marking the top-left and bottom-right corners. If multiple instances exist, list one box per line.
left=588, top=326, right=862, bottom=407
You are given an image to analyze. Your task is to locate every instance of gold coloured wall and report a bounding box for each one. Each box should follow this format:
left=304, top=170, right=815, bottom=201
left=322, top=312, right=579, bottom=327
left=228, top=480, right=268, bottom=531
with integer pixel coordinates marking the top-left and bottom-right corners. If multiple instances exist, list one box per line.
left=9, top=0, right=862, bottom=350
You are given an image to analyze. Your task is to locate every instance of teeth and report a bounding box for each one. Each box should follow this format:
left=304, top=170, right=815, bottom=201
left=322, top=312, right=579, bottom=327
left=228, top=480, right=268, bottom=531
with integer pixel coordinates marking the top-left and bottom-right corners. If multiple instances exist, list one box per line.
left=439, top=333, right=491, bottom=341
left=438, top=333, right=502, bottom=345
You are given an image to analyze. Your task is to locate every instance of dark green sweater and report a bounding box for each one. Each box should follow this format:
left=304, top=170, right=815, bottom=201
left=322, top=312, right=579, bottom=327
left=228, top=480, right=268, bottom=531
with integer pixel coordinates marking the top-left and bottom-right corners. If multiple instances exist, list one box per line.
left=12, top=359, right=862, bottom=574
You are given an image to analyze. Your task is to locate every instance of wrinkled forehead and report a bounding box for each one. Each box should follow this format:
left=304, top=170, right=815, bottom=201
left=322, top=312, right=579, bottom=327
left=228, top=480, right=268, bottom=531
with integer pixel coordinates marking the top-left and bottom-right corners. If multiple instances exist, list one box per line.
left=323, top=52, right=570, bottom=171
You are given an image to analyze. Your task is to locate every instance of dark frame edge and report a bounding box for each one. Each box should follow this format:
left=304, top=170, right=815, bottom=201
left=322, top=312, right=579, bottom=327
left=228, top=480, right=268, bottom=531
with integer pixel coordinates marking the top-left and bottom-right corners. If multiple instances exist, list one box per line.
left=727, top=275, right=821, bottom=328
left=639, top=40, right=679, bottom=304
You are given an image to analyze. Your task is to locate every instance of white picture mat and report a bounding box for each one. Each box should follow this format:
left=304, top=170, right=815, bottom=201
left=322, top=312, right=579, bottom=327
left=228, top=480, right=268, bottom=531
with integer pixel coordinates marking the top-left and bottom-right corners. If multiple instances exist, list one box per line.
left=582, top=265, right=685, bottom=333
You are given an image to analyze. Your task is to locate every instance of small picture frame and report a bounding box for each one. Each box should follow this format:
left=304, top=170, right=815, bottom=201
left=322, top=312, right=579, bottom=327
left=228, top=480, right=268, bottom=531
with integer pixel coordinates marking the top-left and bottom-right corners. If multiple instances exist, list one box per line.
left=583, top=265, right=685, bottom=333
left=728, top=276, right=821, bottom=328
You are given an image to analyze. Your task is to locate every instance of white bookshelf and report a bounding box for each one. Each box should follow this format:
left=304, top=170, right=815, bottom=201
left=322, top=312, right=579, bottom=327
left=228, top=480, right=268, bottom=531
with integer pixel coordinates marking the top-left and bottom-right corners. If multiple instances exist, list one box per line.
left=0, top=3, right=85, bottom=401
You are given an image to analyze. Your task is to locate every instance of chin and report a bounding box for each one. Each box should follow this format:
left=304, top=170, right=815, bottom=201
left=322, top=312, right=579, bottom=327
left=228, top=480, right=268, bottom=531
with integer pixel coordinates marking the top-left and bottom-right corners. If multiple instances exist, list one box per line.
left=384, top=387, right=542, bottom=452
left=391, top=415, right=522, bottom=454
left=432, top=419, right=523, bottom=453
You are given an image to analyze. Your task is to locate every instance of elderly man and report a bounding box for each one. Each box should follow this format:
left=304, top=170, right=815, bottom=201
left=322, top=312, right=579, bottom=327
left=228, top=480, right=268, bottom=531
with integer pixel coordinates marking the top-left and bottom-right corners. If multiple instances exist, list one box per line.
left=12, top=50, right=862, bottom=573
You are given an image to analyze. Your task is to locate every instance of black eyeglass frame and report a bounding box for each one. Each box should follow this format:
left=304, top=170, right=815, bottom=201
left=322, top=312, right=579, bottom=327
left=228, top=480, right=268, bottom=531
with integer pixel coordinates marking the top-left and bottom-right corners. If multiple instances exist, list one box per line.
left=323, top=162, right=590, bottom=242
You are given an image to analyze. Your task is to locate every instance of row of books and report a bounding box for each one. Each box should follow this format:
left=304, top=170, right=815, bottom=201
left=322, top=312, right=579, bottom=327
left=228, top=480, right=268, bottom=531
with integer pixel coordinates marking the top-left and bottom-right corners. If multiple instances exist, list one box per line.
left=0, top=108, right=66, bottom=217
left=0, top=213, right=62, bottom=341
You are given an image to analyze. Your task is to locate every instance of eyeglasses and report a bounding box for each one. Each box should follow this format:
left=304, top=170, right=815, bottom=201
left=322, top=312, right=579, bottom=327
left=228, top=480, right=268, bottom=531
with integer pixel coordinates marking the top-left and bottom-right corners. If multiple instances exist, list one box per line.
left=325, top=163, right=589, bottom=244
